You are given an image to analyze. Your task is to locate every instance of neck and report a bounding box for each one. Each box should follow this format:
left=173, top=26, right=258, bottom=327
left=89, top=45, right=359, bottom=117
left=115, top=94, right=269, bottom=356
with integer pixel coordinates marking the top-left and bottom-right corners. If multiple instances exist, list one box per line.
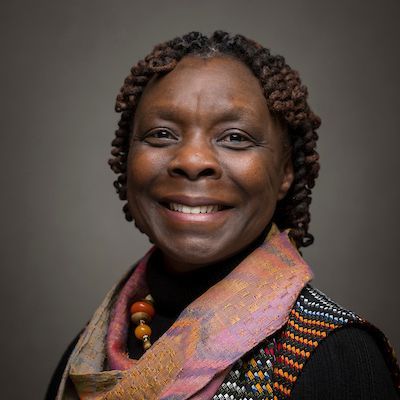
left=146, top=223, right=272, bottom=317
left=162, top=223, right=273, bottom=275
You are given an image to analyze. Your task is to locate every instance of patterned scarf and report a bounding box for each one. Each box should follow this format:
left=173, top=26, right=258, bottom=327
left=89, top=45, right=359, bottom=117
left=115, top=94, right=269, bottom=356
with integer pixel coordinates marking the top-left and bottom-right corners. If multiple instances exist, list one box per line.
left=57, top=225, right=313, bottom=400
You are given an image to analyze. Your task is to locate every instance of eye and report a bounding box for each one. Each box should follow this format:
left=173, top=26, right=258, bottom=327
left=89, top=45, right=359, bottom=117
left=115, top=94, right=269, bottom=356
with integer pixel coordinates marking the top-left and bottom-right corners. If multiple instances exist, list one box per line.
left=218, top=131, right=254, bottom=149
left=142, top=128, right=178, bottom=146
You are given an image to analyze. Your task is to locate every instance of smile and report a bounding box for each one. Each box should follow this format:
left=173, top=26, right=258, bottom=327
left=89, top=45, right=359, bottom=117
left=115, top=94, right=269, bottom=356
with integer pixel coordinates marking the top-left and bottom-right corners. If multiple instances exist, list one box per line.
left=168, top=203, right=223, bottom=214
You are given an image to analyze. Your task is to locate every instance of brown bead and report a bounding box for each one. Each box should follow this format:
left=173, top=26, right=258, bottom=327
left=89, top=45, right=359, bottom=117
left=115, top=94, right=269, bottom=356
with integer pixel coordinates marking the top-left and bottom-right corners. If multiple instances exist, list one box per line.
left=131, top=311, right=151, bottom=325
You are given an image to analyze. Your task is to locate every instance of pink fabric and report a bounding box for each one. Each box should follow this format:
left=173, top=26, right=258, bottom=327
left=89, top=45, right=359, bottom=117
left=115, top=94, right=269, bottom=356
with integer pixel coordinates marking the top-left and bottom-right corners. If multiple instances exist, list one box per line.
left=101, top=227, right=312, bottom=400
left=106, top=247, right=154, bottom=370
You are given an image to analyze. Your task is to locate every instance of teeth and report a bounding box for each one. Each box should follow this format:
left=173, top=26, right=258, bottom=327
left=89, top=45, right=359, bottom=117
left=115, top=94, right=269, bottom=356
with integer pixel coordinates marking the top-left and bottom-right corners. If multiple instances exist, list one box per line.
left=182, top=205, right=193, bottom=214
left=169, top=203, right=221, bottom=214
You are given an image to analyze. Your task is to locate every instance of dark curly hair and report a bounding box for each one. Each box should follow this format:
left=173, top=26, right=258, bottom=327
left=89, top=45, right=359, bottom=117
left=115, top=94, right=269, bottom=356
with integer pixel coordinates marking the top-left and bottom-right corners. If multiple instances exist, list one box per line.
left=108, top=31, right=320, bottom=248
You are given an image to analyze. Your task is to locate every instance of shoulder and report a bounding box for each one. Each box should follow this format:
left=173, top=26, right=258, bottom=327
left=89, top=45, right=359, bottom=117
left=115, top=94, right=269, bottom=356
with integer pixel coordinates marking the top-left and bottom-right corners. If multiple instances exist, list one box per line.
left=290, top=326, right=399, bottom=399
left=285, top=285, right=400, bottom=399
left=295, top=285, right=361, bottom=324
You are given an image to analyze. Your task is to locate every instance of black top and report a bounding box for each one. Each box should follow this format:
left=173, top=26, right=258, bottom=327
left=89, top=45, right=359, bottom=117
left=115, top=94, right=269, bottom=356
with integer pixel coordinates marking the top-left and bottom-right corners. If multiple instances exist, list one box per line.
left=45, top=228, right=399, bottom=399
left=290, top=327, right=399, bottom=399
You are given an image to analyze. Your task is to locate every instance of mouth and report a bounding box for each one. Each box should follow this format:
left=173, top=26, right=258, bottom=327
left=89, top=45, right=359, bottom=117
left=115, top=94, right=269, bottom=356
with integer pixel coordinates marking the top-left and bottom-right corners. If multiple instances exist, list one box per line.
left=156, top=196, right=234, bottom=224
left=161, top=202, right=228, bottom=214
left=157, top=195, right=233, bottom=216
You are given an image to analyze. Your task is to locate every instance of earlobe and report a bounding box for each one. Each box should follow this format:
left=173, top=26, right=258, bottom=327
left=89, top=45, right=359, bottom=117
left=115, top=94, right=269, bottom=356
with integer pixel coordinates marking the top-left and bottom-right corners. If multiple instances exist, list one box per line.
left=278, top=157, right=294, bottom=200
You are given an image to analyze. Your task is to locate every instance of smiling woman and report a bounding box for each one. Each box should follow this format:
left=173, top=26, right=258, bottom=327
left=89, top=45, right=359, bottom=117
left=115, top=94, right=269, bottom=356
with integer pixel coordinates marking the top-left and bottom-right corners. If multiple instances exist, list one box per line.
left=127, top=56, right=293, bottom=273
left=46, top=31, right=399, bottom=400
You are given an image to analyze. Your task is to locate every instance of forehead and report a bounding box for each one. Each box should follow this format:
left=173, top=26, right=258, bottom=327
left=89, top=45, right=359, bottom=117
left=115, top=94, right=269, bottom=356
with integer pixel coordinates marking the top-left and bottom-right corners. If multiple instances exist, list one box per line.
left=135, top=56, right=271, bottom=121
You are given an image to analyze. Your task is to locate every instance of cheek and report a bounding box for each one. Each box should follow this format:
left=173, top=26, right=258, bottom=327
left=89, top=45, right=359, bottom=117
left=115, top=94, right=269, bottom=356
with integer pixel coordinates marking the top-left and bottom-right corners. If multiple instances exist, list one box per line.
left=126, top=149, right=163, bottom=235
left=127, top=147, right=163, bottom=191
left=225, top=154, right=282, bottom=201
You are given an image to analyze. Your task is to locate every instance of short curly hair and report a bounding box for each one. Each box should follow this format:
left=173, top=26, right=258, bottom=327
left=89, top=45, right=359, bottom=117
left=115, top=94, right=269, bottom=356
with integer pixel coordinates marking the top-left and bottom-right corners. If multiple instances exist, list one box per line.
left=108, top=31, right=320, bottom=248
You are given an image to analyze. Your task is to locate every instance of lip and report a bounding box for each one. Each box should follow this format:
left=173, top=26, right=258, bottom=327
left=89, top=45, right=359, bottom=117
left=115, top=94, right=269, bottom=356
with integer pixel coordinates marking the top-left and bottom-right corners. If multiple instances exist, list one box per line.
left=158, top=194, right=233, bottom=208
left=157, top=202, right=233, bottom=223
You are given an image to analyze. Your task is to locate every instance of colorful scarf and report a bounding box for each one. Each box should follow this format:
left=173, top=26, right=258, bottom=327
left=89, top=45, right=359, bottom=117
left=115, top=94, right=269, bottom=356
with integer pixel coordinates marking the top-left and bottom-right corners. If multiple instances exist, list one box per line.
left=57, top=225, right=313, bottom=400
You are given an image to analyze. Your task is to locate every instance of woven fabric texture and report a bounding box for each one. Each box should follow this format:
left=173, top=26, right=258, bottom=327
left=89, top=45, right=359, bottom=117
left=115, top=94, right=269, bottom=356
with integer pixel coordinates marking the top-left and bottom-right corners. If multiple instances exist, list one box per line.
left=60, top=225, right=312, bottom=400
left=213, top=285, right=400, bottom=400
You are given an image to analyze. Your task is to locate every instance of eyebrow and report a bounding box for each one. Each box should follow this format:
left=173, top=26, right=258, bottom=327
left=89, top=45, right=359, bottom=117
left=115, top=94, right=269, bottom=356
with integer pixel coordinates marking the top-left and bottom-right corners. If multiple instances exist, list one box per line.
left=141, top=105, right=259, bottom=124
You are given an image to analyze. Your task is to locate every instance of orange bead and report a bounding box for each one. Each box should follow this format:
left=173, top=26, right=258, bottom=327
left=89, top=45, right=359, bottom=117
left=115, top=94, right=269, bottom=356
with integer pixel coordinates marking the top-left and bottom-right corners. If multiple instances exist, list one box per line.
left=134, top=323, right=152, bottom=340
left=130, top=301, right=155, bottom=318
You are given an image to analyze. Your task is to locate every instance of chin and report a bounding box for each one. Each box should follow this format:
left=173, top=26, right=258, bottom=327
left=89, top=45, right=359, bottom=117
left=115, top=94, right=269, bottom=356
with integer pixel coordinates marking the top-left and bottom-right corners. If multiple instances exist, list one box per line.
left=158, top=238, right=230, bottom=271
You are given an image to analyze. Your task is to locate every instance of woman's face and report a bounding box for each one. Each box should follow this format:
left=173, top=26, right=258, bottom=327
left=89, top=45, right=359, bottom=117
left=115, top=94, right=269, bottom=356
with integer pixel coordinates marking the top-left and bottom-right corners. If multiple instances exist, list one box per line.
left=127, top=56, right=293, bottom=273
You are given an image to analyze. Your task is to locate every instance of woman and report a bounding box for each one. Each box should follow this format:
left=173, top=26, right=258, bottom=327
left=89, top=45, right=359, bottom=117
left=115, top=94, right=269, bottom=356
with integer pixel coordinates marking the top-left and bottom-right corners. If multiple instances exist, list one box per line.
left=47, top=31, right=400, bottom=399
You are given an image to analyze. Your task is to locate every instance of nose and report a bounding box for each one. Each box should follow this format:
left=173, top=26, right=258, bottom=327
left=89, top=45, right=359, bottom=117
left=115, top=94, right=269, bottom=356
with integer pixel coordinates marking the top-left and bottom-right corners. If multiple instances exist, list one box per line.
left=167, top=136, right=223, bottom=181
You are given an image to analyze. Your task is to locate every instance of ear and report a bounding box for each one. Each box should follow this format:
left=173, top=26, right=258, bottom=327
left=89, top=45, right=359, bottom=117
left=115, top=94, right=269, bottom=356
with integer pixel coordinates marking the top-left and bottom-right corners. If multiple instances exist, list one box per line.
left=277, top=155, right=294, bottom=200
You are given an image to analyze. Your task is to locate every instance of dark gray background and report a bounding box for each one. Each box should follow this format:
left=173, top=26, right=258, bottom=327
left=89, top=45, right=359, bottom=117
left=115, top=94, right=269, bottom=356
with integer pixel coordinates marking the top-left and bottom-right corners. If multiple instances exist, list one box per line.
left=1, top=1, right=399, bottom=399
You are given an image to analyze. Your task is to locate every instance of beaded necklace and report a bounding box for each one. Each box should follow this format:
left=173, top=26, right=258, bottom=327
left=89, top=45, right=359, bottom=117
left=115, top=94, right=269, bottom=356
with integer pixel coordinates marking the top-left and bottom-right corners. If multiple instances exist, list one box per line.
left=130, top=294, right=155, bottom=350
